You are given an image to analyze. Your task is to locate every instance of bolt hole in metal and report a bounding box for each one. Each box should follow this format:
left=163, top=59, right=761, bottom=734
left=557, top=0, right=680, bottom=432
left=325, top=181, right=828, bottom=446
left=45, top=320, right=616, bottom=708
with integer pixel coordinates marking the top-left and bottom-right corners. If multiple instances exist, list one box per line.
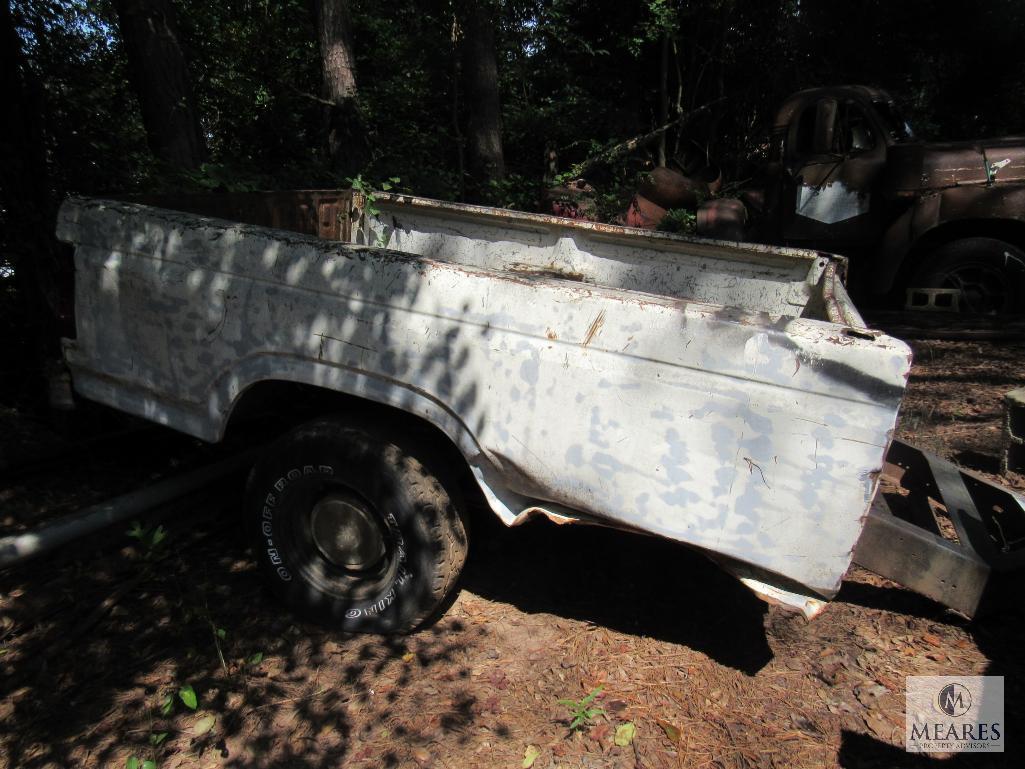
left=309, top=492, right=387, bottom=571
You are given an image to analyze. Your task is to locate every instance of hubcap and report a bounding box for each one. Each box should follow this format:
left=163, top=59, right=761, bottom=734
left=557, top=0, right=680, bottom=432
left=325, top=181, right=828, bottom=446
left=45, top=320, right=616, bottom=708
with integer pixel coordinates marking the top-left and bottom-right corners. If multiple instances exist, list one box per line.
left=309, top=492, right=386, bottom=571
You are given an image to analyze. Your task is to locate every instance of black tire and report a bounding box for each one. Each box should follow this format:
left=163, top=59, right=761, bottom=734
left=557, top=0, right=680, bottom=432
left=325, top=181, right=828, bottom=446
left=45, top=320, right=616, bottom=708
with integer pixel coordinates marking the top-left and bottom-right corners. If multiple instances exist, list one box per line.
left=246, top=417, right=468, bottom=633
left=910, top=237, right=1025, bottom=314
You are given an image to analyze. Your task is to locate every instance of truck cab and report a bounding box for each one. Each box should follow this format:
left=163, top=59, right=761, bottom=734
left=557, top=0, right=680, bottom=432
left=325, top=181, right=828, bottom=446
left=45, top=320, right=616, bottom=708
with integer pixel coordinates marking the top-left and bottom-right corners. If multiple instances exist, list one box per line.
left=759, top=85, right=1025, bottom=314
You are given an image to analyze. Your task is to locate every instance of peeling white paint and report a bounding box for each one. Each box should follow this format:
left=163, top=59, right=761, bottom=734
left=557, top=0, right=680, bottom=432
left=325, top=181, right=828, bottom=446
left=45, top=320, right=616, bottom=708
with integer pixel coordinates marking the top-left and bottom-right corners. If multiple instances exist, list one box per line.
left=796, top=182, right=869, bottom=224
left=57, top=196, right=912, bottom=616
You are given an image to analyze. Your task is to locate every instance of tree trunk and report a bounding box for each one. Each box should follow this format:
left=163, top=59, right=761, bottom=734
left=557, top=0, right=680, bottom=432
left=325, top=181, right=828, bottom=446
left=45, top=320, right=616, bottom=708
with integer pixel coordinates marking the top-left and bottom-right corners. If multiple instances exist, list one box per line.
left=459, top=1, right=504, bottom=202
left=658, top=32, right=669, bottom=167
left=113, top=0, right=204, bottom=170
left=0, top=0, right=58, bottom=401
left=313, top=0, right=365, bottom=177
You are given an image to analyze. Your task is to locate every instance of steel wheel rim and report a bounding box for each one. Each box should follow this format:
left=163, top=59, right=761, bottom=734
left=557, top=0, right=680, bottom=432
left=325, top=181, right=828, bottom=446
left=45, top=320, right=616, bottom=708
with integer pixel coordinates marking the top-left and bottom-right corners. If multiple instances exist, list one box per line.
left=938, top=262, right=1010, bottom=315
left=309, top=492, right=387, bottom=571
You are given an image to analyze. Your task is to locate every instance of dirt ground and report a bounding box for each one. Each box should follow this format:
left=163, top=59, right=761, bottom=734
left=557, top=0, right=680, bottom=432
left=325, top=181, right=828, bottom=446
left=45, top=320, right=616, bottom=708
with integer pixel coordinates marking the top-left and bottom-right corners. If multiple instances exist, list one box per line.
left=1, top=334, right=1023, bottom=769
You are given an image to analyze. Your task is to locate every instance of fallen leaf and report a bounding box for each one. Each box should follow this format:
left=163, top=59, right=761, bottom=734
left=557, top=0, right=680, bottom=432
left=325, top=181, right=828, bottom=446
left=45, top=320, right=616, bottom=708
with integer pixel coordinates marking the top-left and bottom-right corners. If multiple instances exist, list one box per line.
left=523, top=744, right=542, bottom=768
left=605, top=699, right=628, bottom=714
left=193, top=713, right=216, bottom=736
left=411, top=747, right=431, bottom=766
left=588, top=722, right=612, bottom=743
left=656, top=718, right=681, bottom=745
left=402, top=652, right=415, bottom=663
left=922, top=633, right=943, bottom=647
left=614, top=722, right=636, bottom=747
left=179, top=685, right=198, bottom=710
left=864, top=711, right=892, bottom=741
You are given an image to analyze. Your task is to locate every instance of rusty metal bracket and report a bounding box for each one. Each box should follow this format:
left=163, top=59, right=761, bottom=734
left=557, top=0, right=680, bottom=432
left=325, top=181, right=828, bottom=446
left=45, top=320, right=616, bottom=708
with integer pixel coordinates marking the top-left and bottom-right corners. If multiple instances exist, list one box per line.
left=853, top=438, right=1025, bottom=617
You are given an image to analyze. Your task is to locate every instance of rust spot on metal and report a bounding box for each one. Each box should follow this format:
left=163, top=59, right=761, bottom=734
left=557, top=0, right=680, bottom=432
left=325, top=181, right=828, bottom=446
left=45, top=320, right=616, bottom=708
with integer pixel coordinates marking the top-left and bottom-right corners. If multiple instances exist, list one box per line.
left=582, top=310, right=605, bottom=347
left=510, top=262, right=586, bottom=282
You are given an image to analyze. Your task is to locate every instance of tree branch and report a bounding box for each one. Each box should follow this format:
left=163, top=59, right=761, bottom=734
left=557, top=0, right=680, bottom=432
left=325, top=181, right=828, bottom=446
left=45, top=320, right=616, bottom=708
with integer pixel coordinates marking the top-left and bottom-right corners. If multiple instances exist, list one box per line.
left=565, top=97, right=726, bottom=180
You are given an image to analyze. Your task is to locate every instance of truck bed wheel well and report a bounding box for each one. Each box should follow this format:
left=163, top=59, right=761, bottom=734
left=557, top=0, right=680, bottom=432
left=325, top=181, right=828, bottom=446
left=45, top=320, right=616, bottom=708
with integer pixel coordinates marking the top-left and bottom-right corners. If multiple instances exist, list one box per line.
left=224, top=380, right=481, bottom=505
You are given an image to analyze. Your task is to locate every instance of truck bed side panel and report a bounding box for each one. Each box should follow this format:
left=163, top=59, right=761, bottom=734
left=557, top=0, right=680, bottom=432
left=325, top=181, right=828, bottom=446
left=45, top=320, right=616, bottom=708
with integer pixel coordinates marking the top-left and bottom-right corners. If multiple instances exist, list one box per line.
left=58, top=199, right=912, bottom=601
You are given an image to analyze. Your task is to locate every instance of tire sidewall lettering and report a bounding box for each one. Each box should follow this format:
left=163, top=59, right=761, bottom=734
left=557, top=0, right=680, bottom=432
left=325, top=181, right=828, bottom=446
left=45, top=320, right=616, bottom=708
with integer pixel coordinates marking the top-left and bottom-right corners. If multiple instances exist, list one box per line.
left=259, top=463, right=414, bottom=620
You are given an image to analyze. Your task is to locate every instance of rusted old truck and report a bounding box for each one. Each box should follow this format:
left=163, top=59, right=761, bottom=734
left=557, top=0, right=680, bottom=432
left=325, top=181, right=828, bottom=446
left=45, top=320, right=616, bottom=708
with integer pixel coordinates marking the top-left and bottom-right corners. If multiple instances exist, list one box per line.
left=55, top=191, right=1025, bottom=632
left=639, top=86, right=1025, bottom=314
left=756, top=85, right=1025, bottom=314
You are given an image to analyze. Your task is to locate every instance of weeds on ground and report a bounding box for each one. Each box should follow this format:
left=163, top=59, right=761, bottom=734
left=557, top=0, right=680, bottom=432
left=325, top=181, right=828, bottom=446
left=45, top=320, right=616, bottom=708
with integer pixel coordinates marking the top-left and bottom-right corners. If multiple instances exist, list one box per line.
left=558, top=685, right=605, bottom=731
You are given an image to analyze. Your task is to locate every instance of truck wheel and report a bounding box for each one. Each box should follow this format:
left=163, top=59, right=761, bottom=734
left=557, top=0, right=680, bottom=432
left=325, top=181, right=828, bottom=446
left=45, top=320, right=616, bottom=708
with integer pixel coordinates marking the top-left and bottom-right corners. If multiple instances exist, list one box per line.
left=246, top=418, right=468, bottom=633
left=910, top=237, right=1025, bottom=314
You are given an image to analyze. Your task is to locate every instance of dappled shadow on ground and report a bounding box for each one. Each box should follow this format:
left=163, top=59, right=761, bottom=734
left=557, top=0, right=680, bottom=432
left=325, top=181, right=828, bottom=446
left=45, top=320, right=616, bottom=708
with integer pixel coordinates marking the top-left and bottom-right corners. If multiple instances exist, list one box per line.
left=0, top=455, right=774, bottom=768
left=0, top=483, right=475, bottom=769
left=460, top=507, right=774, bottom=675
left=834, top=581, right=1025, bottom=768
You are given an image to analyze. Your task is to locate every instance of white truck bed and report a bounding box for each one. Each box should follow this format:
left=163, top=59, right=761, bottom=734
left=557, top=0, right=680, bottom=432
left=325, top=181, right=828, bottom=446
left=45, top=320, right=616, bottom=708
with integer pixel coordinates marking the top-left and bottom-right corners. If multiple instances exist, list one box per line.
left=57, top=193, right=913, bottom=616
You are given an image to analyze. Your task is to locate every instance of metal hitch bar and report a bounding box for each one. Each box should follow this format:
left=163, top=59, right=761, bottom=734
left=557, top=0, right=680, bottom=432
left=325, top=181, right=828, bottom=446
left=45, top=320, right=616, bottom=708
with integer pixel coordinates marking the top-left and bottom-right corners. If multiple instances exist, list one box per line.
left=854, top=438, right=1025, bottom=618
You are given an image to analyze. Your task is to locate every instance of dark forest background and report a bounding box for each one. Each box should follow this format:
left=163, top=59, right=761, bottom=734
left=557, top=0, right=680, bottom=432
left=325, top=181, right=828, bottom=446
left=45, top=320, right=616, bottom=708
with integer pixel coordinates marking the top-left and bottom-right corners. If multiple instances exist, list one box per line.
left=3, top=0, right=1025, bottom=406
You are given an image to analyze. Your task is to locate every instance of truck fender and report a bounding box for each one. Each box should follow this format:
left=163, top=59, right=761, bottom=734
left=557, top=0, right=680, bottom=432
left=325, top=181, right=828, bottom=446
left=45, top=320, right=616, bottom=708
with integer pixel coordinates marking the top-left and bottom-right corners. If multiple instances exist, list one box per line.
left=872, top=185, right=1025, bottom=296
left=213, top=355, right=536, bottom=528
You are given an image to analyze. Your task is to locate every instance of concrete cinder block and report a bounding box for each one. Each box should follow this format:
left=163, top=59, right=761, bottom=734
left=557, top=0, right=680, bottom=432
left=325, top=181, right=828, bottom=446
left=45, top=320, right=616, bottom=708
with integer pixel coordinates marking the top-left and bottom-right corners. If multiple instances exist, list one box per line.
left=1002, top=387, right=1025, bottom=475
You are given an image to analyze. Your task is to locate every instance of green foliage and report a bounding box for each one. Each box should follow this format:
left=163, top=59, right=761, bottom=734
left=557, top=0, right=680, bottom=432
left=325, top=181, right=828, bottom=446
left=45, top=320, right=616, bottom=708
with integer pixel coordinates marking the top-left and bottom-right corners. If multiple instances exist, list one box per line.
left=657, top=208, right=697, bottom=235
left=126, top=521, right=167, bottom=559
left=557, top=685, right=604, bottom=730
left=178, top=685, right=198, bottom=711
left=8, top=0, right=1025, bottom=222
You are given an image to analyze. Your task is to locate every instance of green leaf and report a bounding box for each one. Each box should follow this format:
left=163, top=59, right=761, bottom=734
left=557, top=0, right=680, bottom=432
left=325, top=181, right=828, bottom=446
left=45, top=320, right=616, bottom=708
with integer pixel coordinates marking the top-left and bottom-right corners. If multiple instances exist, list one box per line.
left=179, top=685, right=198, bottom=710
left=126, top=758, right=140, bottom=769
left=150, top=731, right=168, bottom=746
left=614, top=722, right=636, bottom=747
left=159, top=694, right=174, bottom=716
left=522, top=744, right=541, bottom=768
left=127, top=521, right=144, bottom=540
left=150, top=526, right=167, bottom=546
left=215, top=628, right=227, bottom=640
left=247, top=652, right=264, bottom=665
left=142, top=761, right=157, bottom=769
left=580, top=686, right=603, bottom=706
left=556, top=699, right=577, bottom=707
left=657, top=719, right=681, bottom=745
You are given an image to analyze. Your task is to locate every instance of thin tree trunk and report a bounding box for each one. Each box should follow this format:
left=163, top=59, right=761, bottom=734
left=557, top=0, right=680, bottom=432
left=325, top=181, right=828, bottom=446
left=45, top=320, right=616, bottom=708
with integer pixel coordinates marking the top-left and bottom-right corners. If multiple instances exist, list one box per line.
left=450, top=14, right=466, bottom=200
left=459, top=0, right=504, bottom=202
left=313, top=0, right=365, bottom=177
left=658, top=32, right=669, bottom=167
left=112, top=0, right=204, bottom=170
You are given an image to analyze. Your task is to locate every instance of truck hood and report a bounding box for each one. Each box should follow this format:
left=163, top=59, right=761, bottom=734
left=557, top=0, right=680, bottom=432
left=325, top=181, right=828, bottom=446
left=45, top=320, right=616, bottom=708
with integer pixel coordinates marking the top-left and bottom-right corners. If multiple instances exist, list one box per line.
left=886, top=137, right=1025, bottom=192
